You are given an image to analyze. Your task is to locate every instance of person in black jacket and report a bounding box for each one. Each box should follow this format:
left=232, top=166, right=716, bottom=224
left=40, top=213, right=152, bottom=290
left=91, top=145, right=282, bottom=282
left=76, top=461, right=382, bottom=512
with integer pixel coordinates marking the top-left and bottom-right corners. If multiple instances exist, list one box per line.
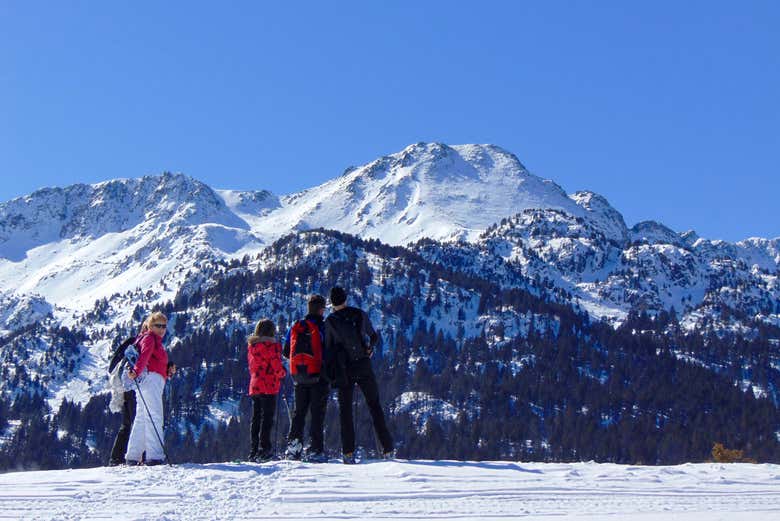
left=325, top=286, right=393, bottom=464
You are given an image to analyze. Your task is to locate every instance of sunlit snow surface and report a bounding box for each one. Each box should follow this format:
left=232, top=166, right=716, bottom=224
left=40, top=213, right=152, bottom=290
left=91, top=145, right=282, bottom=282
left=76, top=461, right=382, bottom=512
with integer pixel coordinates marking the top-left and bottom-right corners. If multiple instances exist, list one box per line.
left=1, top=460, right=779, bottom=520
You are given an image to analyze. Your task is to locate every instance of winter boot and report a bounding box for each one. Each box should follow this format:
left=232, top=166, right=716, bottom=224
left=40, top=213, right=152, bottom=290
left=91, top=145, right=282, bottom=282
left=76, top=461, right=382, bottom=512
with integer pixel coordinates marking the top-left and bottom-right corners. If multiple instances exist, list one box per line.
left=342, top=452, right=356, bottom=465
left=305, top=451, right=328, bottom=463
left=285, top=439, right=303, bottom=460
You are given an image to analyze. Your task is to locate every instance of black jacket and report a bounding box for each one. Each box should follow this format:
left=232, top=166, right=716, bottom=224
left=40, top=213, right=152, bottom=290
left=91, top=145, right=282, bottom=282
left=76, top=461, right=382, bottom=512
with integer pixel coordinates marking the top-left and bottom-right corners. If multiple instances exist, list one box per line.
left=324, top=307, right=379, bottom=362
left=324, top=306, right=379, bottom=386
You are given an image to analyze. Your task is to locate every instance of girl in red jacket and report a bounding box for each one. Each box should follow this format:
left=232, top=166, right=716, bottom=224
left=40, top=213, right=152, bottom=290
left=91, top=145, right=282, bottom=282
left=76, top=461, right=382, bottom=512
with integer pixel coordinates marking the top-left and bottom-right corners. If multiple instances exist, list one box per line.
left=247, top=318, right=286, bottom=461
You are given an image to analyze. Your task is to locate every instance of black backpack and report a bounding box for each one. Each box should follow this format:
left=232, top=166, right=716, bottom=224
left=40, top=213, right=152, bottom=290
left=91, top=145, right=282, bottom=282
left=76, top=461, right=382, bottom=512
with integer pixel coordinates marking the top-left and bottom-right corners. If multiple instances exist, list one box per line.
left=328, top=310, right=366, bottom=362
left=109, top=336, right=138, bottom=373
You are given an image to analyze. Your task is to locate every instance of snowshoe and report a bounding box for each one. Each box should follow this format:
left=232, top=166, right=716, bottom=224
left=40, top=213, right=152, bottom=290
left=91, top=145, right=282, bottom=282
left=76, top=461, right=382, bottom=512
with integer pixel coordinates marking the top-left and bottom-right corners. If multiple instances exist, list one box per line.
left=285, top=439, right=303, bottom=460
left=304, top=451, right=328, bottom=463
left=256, top=450, right=274, bottom=462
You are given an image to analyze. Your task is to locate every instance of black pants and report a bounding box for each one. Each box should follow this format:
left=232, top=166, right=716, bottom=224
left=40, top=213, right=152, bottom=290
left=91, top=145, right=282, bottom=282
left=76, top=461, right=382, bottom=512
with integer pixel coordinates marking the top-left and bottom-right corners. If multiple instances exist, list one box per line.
left=251, top=394, right=277, bottom=454
left=109, top=391, right=136, bottom=464
left=288, top=379, right=329, bottom=453
left=336, top=358, right=393, bottom=454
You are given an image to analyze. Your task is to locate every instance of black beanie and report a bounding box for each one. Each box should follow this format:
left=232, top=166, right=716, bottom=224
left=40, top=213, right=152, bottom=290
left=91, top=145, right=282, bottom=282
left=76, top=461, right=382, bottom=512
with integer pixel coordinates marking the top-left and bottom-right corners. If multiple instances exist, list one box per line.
left=330, top=286, right=347, bottom=306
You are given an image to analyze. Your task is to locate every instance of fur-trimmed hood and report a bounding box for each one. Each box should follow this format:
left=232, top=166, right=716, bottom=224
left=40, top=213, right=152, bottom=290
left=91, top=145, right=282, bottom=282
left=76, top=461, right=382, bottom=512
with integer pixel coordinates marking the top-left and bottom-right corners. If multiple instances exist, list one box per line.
left=248, top=335, right=275, bottom=345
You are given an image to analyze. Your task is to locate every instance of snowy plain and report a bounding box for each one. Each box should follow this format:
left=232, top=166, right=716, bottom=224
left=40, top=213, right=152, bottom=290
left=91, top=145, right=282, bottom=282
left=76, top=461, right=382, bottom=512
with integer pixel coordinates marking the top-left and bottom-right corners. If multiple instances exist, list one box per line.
left=1, top=460, right=779, bottom=520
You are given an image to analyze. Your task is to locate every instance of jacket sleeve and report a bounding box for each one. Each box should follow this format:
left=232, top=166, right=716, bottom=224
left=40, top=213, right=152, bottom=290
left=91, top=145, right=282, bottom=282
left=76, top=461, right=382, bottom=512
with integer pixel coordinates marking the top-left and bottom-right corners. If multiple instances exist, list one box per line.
left=361, top=310, right=380, bottom=351
left=133, top=334, right=155, bottom=375
left=273, top=343, right=286, bottom=379
left=323, top=319, right=336, bottom=365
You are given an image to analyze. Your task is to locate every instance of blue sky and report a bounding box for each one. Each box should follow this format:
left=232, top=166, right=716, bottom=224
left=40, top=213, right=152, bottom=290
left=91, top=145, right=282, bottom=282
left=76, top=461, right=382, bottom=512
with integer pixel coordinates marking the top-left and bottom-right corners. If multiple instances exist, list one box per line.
left=1, top=1, right=778, bottom=241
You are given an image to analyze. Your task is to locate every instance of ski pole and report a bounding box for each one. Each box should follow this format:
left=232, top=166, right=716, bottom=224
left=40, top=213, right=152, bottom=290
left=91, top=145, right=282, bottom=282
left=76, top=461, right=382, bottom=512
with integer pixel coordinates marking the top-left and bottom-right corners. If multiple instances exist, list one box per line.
left=133, top=378, right=172, bottom=466
left=282, top=391, right=292, bottom=425
left=353, top=383, right=358, bottom=456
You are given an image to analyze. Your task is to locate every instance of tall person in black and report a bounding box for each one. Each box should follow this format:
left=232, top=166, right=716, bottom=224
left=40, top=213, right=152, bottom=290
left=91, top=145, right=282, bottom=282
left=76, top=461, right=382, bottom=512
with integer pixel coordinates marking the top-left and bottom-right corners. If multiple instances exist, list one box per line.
left=325, top=286, right=393, bottom=464
left=283, top=294, right=329, bottom=462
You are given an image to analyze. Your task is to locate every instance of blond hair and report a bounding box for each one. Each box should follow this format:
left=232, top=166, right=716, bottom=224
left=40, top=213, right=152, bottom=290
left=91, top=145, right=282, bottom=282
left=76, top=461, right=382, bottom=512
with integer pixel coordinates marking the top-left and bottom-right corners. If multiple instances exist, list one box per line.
left=143, top=311, right=168, bottom=333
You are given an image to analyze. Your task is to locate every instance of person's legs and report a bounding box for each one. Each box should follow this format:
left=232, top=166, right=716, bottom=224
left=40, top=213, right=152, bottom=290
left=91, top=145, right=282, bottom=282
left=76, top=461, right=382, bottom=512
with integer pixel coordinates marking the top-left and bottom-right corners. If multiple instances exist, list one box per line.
left=250, top=395, right=263, bottom=457
left=356, top=365, right=393, bottom=453
left=286, top=385, right=311, bottom=458
left=308, top=380, right=329, bottom=454
left=288, top=384, right=311, bottom=444
left=125, top=387, right=147, bottom=463
left=337, top=383, right=355, bottom=454
left=260, top=395, right=276, bottom=454
left=110, top=391, right=135, bottom=464
left=140, top=373, right=166, bottom=462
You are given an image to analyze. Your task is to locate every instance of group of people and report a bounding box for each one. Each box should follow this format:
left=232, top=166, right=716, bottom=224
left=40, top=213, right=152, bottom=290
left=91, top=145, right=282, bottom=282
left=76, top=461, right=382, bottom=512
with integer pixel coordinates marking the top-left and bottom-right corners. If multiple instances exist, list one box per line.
left=108, top=286, right=393, bottom=466
left=246, top=286, right=393, bottom=464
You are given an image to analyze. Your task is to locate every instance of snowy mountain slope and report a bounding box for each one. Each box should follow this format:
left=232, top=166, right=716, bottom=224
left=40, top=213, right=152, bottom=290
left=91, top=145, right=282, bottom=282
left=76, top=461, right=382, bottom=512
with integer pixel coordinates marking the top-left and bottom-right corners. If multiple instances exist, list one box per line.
left=1, top=460, right=778, bottom=521
left=255, top=142, right=591, bottom=245
left=2, top=229, right=779, bottom=471
left=0, top=293, right=52, bottom=335
left=0, top=142, right=601, bottom=315
left=0, top=143, right=779, bottom=472
left=1, top=142, right=776, bottom=325
left=0, top=173, right=265, bottom=311
left=413, top=207, right=780, bottom=330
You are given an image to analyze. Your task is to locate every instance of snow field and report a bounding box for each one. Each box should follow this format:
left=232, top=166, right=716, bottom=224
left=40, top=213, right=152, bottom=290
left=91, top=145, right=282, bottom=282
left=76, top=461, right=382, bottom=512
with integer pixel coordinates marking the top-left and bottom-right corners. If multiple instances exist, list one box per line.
left=0, top=460, right=779, bottom=520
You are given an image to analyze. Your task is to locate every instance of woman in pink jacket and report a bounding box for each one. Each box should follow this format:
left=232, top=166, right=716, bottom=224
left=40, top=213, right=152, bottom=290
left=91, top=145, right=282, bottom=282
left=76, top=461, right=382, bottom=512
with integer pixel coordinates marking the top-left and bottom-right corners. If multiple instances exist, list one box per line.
left=247, top=318, right=286, bottom=462
left=125, top=311, right=174, bottom=465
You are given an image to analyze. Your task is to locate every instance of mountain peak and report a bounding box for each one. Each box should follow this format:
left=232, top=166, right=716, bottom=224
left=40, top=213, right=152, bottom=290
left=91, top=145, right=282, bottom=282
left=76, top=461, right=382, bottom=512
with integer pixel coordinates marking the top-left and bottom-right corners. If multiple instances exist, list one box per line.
left=630, top=220, right=684, bottom=247
left=0, top=172, right=245, bottom=261
left=570, top=191, right=628, bottom=244
left=267, top=142, right=579, bottom=245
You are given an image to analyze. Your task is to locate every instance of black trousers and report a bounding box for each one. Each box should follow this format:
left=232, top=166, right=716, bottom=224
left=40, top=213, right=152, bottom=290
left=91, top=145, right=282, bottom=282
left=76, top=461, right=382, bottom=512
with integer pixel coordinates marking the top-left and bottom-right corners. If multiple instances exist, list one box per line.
left=336, top=358, right=393, bottom=454
left=287, top=379, right=329, bottom=453
left=109, top=391, right=136, bottom=463
left=251, top=394, right=277, bottom=453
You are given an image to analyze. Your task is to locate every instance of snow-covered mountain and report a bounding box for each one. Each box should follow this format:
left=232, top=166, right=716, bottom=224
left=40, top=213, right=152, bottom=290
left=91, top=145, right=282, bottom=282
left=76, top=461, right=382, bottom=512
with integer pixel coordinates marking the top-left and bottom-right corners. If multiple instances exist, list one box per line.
left=3, top=141, right=775, bottom=325
left=2, top=143, right=593, bottom=312
left=1, top=142, right=779, bottom=471
left=0, top=173, right=263, bottom=312
left=259, top=142, right=589, bottom=244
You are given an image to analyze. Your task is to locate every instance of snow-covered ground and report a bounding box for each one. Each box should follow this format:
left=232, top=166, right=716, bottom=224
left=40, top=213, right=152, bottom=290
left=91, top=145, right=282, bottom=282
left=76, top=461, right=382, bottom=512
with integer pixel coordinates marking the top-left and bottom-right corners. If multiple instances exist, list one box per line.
left=1, top=460, right=779, bottom=520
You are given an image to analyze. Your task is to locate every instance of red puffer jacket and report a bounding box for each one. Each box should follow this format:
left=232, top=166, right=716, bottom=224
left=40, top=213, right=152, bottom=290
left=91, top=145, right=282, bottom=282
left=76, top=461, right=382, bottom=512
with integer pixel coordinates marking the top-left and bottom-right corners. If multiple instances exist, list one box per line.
left=134, top=331, right=169, bottom=380
left=247, top=336, right=286, bottom=395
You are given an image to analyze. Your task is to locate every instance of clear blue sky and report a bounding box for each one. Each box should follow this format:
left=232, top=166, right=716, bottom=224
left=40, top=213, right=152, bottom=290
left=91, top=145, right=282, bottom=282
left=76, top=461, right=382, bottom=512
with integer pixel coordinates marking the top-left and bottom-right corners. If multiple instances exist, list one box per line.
left=1, top=1, right=778, bottom=241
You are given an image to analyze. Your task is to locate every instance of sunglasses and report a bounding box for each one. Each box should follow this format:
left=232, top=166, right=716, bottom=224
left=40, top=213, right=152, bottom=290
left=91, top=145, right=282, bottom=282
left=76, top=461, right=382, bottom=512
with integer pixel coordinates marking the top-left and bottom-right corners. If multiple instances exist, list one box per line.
left=152, top=323, right=167, bottom=329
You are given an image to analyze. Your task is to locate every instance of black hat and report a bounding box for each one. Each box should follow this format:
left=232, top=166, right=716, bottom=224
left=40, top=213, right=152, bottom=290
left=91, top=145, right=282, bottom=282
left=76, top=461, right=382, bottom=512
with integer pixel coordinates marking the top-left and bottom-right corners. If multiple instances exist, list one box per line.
left=330, top=286, right=347, bottom=306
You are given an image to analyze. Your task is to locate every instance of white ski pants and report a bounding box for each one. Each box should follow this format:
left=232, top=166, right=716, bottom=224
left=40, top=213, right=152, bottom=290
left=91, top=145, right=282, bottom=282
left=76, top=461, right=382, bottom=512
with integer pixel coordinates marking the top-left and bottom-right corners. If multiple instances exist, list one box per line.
left=125, top=371, right=166, bottom=462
